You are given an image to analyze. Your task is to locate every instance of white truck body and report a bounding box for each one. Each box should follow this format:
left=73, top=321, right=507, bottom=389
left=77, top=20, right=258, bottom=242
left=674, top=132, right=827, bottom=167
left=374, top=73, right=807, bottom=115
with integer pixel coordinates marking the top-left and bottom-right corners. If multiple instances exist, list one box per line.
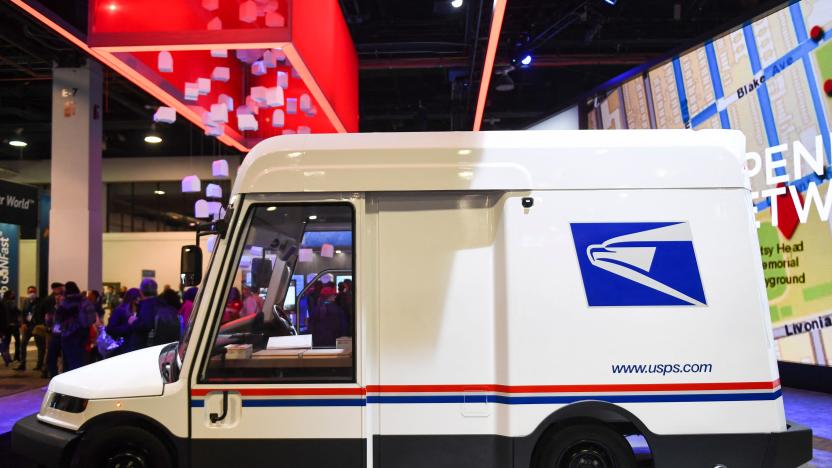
left=13, top=130, right=811, bottom=468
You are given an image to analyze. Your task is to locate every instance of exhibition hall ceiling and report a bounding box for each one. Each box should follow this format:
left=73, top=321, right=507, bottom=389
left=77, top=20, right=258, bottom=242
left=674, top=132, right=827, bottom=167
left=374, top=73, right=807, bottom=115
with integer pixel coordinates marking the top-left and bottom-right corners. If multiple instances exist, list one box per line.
left=0, top=0, right=782, bottom=160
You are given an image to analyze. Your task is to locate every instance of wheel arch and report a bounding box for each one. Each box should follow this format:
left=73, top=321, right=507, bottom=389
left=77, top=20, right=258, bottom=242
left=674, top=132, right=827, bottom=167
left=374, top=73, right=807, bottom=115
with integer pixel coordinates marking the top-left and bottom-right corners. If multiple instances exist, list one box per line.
left=514, top=400, right=654, bottom=468
left=76, top=410, right=187, bottom=466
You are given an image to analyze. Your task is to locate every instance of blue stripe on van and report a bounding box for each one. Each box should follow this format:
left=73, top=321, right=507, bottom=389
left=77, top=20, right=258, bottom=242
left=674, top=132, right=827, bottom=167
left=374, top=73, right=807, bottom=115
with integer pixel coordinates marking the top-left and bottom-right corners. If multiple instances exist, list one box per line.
left=191, top=391, right=781, bottom=407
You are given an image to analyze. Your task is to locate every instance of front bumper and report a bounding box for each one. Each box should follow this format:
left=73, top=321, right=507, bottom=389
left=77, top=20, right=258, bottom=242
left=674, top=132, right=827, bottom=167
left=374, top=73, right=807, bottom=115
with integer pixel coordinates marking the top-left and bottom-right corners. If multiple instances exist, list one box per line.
left=11, top=413, right=80, bottom=468
left=651, top=421, right=813, bottom=468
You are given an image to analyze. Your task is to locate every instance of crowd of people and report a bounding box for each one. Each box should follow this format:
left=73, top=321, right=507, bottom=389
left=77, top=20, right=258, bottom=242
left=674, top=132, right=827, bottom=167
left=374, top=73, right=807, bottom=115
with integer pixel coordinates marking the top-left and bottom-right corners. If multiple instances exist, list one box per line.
left=0, top=278, right=197, bottom=378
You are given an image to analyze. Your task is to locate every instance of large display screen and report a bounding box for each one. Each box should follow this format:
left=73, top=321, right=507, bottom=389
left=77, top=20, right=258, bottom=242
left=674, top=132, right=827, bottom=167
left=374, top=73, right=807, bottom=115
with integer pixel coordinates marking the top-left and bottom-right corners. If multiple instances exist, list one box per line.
left=582, top=0, right=832, bottom=367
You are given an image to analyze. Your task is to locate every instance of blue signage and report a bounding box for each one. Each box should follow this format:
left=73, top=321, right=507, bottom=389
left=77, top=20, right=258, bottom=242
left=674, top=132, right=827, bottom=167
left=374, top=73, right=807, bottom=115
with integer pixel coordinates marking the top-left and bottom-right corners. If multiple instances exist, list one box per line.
left=570, top=222, right=706, bottom=307
left=0, top=223, right=20, bottom=298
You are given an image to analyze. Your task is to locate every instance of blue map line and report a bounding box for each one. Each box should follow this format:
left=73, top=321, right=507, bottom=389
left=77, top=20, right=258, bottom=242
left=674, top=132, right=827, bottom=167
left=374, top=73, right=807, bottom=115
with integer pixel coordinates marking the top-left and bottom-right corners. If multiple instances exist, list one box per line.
left=672, top=57, right=691, bottom=126
left=790, top=2, right=832, bottom=166
left=744, top=23, right=787, bottom=180
left=705, top=41, right=731, bottom=129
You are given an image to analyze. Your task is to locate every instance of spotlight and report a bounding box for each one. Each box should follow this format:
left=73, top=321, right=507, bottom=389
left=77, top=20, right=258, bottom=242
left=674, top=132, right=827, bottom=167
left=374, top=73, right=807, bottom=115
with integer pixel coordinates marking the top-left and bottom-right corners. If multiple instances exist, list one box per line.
left=154, top=190, right=165, bottom=195
left=451, top=0, right=463, bottom=7
left=308, top=215, right=318, bottom=220
left=144, top=135, right=162, bottom=144
left=9, top=140, right=27, bottom=147
left=603, top=0, right=617, bottom=4
left=520, top=54, right=533, bottom=66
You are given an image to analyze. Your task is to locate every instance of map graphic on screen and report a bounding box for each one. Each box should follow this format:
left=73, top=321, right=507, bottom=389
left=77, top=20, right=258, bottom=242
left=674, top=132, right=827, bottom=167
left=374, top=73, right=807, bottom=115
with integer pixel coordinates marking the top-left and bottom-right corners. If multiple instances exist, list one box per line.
left=582, top=0, right=832, bottom=367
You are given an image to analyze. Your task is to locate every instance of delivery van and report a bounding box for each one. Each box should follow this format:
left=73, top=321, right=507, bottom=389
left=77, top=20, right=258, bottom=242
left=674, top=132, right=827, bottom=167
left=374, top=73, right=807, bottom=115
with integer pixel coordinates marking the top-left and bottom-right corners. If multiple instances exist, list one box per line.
left=13, top=130, right=812, bottom=468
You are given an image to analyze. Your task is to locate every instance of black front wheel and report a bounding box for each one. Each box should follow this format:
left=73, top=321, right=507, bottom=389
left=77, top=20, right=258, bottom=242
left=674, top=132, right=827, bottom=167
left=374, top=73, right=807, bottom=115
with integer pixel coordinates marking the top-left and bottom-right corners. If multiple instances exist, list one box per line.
left=76, top=425, right=172, bottom=468
left=535, top=423, right=638, bottom=468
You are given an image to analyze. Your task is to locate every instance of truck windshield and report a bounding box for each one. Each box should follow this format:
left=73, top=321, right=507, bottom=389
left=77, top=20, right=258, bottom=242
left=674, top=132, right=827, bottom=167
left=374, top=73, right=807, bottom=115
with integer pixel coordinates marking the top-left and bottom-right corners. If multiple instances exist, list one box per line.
left=201, top=202, right=356, bottom=384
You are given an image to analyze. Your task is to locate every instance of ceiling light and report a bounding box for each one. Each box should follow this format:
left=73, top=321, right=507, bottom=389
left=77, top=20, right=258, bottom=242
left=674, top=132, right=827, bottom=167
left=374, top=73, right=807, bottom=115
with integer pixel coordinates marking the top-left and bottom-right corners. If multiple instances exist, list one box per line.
left=107, top=3, right=118, bottom=11
left=144, top=135, right=163, bottom=144
left=267, top=206, right=277, bottom=211
left=308, top=215, right=318, bottom=220
left=154, top=190, right=165, bottom=195
left=336, top=249, right=342, bottom=254
left=520, top=54, right=533, bottom=66
left=451, top=0, right=463, bottom=7
left=9, top=140, right=27, bottom=148
left=458, top=149, right=472, bottom=155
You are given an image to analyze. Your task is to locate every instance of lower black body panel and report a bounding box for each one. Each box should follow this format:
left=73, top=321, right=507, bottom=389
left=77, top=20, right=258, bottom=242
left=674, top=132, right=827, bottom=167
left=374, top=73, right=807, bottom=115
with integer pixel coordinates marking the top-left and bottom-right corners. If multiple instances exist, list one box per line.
left=190, top=438, right=366, bottom=468
left=374, top=435, right=513, bottom=468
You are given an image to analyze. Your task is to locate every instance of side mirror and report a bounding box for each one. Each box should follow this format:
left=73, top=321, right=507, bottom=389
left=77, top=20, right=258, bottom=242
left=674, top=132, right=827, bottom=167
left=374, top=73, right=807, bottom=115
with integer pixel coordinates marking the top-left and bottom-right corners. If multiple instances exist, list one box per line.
left=180, top=245, right=203, bottom=287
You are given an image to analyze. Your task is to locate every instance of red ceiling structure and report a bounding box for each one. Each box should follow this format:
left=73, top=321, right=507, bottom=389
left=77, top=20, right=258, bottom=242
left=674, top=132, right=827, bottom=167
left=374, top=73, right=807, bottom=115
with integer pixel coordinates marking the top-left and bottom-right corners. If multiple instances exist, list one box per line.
left=13, top=0, right=358, bottom=152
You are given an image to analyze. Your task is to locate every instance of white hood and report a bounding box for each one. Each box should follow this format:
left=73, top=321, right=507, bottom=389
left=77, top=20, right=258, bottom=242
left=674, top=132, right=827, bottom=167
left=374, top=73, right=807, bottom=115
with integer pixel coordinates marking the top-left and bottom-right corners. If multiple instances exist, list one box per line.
left=49, top=344, right=168, bottom=400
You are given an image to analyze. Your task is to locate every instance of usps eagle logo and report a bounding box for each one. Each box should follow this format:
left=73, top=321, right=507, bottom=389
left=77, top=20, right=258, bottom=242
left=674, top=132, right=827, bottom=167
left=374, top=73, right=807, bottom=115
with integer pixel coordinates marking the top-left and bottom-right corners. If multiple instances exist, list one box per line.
left=570, top=222, right=707, bottom=307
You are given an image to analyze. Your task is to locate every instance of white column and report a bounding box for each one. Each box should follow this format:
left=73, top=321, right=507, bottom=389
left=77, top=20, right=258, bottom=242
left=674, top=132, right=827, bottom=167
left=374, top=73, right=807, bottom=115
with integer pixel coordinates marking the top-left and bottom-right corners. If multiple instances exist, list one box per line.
left=49, top=61, right=103, bottom=291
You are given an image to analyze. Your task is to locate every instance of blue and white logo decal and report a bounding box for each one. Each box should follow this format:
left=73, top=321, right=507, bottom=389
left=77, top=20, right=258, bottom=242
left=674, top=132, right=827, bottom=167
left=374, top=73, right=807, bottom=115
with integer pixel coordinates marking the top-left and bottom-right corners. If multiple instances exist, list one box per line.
left=570, top=222, right=706, bottom=307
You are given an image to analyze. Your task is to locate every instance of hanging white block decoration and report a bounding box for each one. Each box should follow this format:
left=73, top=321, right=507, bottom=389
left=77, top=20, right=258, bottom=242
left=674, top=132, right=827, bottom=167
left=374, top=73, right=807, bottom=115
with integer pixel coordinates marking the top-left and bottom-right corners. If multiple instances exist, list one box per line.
left=286, top=97, right=297, bottom=114
left=207, top=201, right=222, bottom=217
left=299, top=93, right=312, bottom=113
left=298, top=126, right=311, bottom=134
left=195, top=199, right=210, bottom=218
left=184, top=82, right=199, bottom=101
left=200, top=111, right=215, bottom=126
left=282, top=129, right=296, bottom=135
left=205, top=124, right=224, bottom=137
left=197, top=78, right=211, bottom=95
left=157, top=51, right=173, bottom=73
left=210, top=49, right=228, bottom=58
left=244, top=97, right=260, bottom=114
left=304, top=105, right=317, bottom=117
left=235, top=49, right=264, bottom=64
left=237, top=103, right=253, bottom=117
left=265, top=11, right=285, bottom=27
left=298, top=248, right=313, bottom=263
left=265, top=0, right=278, bottom=12
left=262, top=50, right=276, bottom=68
left=206, top=234, right=217, bottom=253
left=249, top=246, right=264, bottom=257
left=211, top=66, right=230, bottom=82
left=153, top=106, right=176, bottom=124
left=274, top=49, right=286, bottom=62
left=251, top=60, right=267, bottom=76
left=239, top=255, right=252, bottom=269
left=265, top=86, right=284, bottom=107
left=237, top=114, right=259, bottom=131
left=291, top=67, right=301, bottom=79
left=182, top=175, right=202, bottom=193
left=239, top=0, right=257, bottom=23
left=271, top=109, right=285, bottom=128
left=207, top=17, right=222, bottom=30
left=209, top=103, right=229, bottom=123
left=321, top=243, right=334, bottom=258
left=212, top=159, right=230, bottom=177
left=218, top=93, right=234, bottom=111
left=201, top=0, right=218, bottom=11
left=206, top=183, right=223, bottom=199
left=256, top=3, right=267, bottom=17
left=277, top=71, right=289, bottom=89
left=250, top=86, right=267, bottom=103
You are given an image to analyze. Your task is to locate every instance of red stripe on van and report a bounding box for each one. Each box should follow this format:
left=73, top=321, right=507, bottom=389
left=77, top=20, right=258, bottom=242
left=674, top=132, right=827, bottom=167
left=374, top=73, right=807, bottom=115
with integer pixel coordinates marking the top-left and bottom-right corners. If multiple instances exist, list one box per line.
left=191, top=387, right=367, bottom=397
left=365, top=380, right=780, bottom=393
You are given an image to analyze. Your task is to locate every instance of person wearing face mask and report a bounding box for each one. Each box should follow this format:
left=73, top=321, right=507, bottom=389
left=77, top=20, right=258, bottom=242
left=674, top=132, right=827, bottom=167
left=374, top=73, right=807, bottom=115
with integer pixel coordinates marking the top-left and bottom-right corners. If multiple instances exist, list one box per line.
left=15, top=286, right=43, bottom=372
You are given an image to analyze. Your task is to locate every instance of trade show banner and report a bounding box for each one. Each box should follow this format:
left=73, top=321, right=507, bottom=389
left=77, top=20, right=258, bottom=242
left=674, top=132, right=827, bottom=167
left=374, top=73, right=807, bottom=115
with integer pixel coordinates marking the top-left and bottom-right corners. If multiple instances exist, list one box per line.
left=0, top=223, right=20, bottom=298
left=582, top=0, right=832, bottom=366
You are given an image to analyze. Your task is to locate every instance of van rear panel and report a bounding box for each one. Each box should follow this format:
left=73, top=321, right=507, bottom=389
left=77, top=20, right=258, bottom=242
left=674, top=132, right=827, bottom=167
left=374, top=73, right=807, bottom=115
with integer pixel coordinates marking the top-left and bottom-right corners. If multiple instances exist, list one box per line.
left=374, top=188, right=783, bottom=441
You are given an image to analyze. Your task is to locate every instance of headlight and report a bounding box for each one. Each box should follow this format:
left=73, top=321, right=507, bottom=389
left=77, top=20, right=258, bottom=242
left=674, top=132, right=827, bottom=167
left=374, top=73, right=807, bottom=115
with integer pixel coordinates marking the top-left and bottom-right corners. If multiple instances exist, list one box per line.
left=48, top=393, right=88, bottom=413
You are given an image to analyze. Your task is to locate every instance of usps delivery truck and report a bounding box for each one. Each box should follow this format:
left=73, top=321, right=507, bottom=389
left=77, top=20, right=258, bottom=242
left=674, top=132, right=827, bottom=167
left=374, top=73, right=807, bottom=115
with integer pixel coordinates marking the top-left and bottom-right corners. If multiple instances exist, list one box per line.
left=13, top=130, right=812, bottom=468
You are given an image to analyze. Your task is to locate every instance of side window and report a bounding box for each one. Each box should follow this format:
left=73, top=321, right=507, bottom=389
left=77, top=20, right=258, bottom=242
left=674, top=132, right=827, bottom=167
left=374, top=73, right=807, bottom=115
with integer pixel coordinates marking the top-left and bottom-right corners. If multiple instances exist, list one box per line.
left=202, top=203, right=355, bottom=383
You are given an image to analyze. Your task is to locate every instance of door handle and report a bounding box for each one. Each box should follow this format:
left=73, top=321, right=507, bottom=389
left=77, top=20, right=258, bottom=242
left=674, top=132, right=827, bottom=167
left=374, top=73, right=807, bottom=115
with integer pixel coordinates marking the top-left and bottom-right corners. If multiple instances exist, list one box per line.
left=209, top=391, right=229, bottom=423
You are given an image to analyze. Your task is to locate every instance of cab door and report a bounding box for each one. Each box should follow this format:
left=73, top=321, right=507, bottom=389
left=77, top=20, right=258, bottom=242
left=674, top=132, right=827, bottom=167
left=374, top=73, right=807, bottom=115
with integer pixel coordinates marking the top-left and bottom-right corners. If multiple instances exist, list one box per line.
left=189, top=195, right=364, bottom=468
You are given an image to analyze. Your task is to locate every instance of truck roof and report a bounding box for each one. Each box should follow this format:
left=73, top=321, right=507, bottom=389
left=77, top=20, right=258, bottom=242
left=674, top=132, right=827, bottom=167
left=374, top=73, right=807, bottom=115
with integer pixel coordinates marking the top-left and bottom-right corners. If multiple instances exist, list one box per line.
left=232, top=129, right=748, bottom=195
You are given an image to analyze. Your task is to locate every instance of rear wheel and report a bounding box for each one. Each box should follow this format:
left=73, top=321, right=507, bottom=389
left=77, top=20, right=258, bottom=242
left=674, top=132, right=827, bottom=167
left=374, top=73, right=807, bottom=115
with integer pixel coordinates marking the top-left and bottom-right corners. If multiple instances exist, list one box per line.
left=76, top=425, right=172, bottom=468
left=535, top=423, right=637, bottom=468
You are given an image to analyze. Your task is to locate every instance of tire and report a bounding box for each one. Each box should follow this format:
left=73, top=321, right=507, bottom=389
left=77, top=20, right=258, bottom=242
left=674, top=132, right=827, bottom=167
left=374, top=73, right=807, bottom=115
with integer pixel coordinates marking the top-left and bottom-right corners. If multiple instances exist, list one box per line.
left=535, top=423, right=637, bottom=468
left=76, top=425, right=173, bottom=468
